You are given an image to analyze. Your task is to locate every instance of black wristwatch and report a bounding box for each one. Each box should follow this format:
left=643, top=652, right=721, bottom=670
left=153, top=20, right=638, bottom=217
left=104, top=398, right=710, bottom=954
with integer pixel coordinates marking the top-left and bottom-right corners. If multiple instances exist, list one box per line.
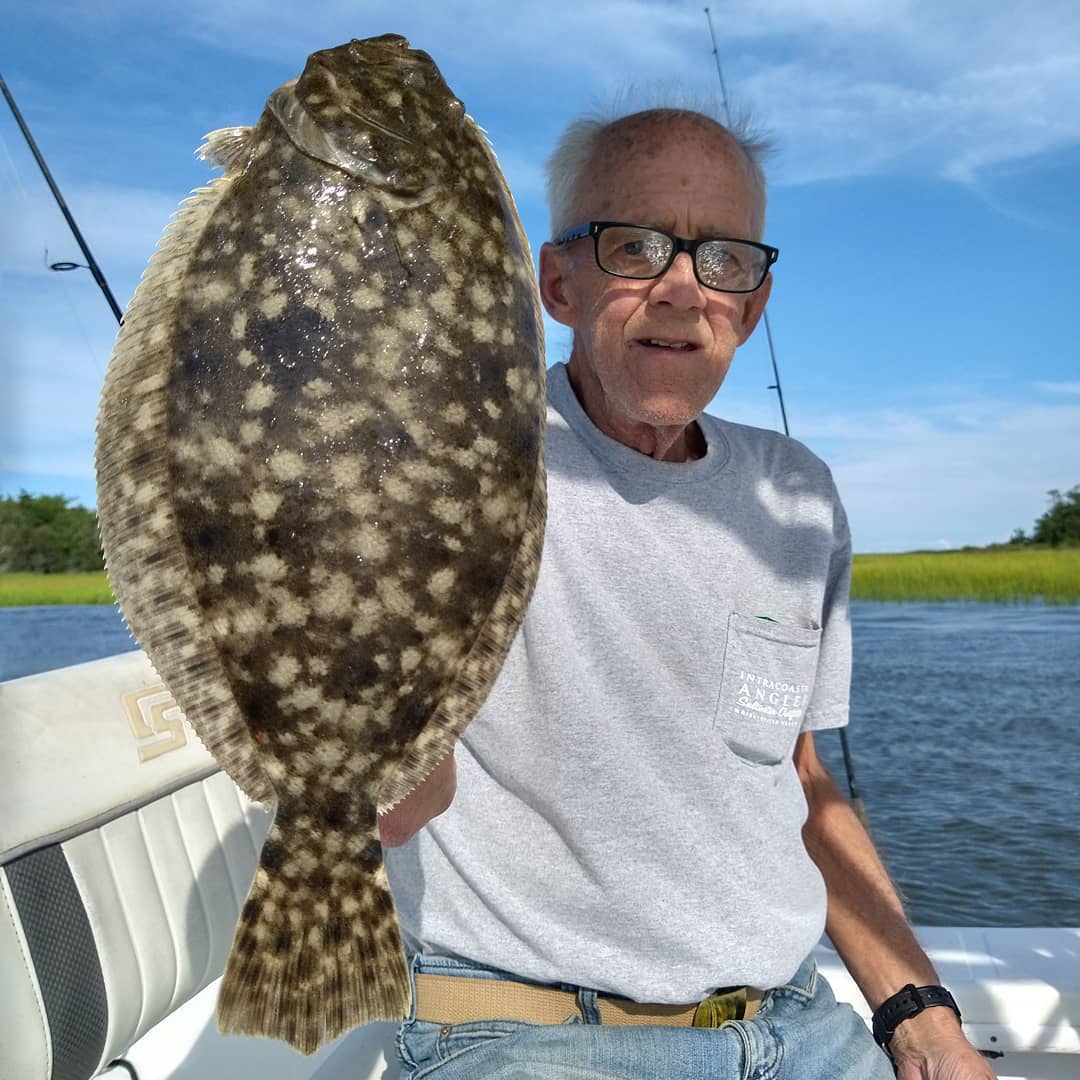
left=871, top=984, right=962, bottom=1053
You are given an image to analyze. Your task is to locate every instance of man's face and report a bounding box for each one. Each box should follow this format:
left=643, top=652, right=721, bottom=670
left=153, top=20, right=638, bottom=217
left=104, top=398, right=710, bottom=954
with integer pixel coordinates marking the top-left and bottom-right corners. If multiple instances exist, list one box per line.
left=540, top=119, right=771, bottom=447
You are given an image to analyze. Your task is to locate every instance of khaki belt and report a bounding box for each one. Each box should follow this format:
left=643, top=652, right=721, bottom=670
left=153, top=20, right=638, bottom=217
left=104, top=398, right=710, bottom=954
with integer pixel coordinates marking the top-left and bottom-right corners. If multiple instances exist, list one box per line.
left=414, top=973, right=762, bottom=1028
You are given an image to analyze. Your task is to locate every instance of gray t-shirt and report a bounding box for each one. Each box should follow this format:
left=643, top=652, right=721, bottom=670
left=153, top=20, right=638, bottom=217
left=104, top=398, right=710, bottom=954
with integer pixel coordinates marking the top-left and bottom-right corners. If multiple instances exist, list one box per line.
left=385, top=362, right=852, bottom=1001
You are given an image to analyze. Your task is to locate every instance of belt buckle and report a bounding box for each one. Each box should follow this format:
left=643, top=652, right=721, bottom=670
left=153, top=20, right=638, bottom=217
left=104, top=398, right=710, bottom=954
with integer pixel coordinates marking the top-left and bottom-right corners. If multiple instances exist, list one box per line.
left=692, top=986, right=747, bottom=1027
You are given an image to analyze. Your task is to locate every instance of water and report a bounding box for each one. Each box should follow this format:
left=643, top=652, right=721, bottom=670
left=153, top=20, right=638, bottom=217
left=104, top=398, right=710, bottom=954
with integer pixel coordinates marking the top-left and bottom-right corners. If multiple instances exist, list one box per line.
left=3, top=601, right=1078, bottom=928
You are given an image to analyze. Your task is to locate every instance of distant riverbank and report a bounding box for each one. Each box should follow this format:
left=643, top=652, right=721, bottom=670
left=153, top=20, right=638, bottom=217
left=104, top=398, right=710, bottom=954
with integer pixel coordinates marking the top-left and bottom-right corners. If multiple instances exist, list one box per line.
left=0, top=572, right=115, bottom=606
left=851, top=547, right=1079, bottom=603
left=2, top=547, right=1078, bottom=606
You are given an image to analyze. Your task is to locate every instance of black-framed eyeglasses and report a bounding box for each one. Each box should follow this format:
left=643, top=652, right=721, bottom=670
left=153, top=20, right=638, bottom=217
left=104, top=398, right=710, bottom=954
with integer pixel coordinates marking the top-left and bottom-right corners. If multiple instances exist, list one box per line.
left=552, top=221, right=778, bottom=294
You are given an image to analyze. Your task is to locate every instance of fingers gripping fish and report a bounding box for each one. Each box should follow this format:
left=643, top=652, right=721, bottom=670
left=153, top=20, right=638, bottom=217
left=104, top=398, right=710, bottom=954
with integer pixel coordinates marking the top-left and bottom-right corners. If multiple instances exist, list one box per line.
left=95, top=35, right=546, bottom=1054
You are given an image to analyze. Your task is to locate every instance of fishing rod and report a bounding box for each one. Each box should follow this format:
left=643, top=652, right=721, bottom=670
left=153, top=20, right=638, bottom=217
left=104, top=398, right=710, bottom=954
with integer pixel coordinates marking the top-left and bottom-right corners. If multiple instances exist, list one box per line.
left=703, top=7, right=867, bottom=826
left=0, top=71, right=123, bottom=324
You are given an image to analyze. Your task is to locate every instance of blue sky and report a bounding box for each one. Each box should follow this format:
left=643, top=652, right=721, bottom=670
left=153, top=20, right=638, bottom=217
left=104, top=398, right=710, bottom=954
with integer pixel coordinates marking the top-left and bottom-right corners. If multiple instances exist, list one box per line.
left=2, top=1, right=1078, bottom=553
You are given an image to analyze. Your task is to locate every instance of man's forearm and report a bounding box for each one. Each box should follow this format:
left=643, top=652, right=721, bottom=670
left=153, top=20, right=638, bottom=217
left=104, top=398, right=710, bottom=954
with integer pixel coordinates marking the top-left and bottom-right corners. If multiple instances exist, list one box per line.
left=798, top=742, right=939, bottom=1004
left=793, top=733, right=997, bottom=1074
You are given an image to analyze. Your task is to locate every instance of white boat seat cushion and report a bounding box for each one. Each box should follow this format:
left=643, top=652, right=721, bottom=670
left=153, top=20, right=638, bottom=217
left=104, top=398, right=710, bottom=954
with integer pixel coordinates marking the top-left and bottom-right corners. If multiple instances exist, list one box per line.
left=1, top=652, right=271, bottom=1080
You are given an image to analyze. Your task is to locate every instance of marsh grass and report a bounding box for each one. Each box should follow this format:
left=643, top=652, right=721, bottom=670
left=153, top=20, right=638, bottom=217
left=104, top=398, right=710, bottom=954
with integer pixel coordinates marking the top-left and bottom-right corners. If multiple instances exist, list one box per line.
left=2, top=548, right=1077, bottom=606
left=0, top=572, right=115, bottom=606
left=852, top=547, right=1080, bottom=603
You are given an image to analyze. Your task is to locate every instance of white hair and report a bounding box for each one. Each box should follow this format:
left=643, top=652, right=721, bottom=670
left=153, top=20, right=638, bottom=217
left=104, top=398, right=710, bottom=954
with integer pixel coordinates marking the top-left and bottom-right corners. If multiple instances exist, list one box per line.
left=544, top=90, right=775, bottom=241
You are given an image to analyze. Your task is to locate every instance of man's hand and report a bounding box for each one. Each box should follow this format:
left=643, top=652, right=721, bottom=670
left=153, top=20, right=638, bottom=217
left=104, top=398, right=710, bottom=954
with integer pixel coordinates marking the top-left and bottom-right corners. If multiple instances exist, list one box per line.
left=889, top=1007, right=998, bottom=1079
left=378, top=752, right=457, bottom=848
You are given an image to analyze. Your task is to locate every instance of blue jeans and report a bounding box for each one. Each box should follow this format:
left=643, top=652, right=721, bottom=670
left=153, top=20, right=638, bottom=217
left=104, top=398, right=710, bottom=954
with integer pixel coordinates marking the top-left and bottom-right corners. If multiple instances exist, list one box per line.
left=396, top=953, right=895, bottom=1079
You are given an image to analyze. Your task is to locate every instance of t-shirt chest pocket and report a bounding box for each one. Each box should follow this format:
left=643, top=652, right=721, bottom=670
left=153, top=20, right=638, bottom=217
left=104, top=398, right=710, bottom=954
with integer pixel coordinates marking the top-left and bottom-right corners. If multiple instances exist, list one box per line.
left=714, top=612, right=822, bottom=765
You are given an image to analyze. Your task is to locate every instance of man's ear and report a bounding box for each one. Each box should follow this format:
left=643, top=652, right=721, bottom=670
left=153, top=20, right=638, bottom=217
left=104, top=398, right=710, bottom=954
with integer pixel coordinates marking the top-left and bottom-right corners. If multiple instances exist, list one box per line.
left=539, top=242, right=578, bottom=328
left=736, top=271, right=772, bottom=345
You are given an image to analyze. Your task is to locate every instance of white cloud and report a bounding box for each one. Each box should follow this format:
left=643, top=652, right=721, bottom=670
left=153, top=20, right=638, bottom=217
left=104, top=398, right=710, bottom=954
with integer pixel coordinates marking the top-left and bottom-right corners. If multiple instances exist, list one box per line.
left=793, top=396, right=1080, bottom=552
left=33, top=1, right=1080, bottom=194
left=1035, top=380, right=1080, bottom=396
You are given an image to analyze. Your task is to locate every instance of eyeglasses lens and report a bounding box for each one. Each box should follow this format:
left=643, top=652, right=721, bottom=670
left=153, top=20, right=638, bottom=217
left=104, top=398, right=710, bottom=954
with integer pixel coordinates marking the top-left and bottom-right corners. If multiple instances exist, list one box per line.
left=595, top=225, right=766, bottom=292
left=696, top=242, right=765, bottom=291
left=596, top=226, right=673, bottom=278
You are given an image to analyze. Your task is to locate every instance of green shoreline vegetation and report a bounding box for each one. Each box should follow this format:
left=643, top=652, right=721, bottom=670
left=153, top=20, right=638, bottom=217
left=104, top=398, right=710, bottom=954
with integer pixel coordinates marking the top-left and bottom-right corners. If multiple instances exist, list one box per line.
left=3, top=488, right=1079, bottom=606
left=1, top=548, right=1078, bottom=607
left=0, top=572, right=116, bottom=606
left=851, top=547, right=1079, bottom=604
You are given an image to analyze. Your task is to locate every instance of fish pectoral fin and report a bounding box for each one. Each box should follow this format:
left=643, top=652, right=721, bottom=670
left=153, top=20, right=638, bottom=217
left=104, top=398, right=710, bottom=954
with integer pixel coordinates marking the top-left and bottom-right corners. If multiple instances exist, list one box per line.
left=197, top=126, right=256, bottom=171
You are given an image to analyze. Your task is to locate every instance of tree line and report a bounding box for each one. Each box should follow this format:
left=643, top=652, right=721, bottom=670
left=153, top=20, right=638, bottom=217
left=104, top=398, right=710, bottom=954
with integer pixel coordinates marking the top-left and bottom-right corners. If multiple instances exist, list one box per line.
left=1, top=485, right=1078, bottom=574
left=1009, top=486, right=1080, bottom=548
left=0, top=493, right=104, bottom=573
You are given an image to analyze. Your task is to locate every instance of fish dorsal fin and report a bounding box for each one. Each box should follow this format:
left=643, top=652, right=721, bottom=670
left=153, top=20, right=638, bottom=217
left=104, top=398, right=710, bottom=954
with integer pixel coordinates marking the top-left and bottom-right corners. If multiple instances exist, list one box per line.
left=198, top=126, right=256, bottom=171
left=96, top=173, right=276, bottom=808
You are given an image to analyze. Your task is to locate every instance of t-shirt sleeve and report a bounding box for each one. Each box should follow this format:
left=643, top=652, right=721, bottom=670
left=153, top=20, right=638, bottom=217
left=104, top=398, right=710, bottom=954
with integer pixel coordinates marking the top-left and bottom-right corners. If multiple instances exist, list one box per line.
left=802, top=472, right=852, bottom=732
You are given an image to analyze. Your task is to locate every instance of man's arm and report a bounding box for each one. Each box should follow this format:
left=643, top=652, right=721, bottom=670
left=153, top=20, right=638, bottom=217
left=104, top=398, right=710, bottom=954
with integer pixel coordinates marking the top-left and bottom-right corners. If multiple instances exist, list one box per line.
left=795, top=732, right=996, bottom=1079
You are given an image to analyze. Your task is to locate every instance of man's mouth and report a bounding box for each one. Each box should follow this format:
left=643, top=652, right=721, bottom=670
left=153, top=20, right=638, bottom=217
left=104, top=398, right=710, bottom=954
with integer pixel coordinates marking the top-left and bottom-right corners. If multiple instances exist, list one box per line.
left=637, top=338, right=698, bottom=351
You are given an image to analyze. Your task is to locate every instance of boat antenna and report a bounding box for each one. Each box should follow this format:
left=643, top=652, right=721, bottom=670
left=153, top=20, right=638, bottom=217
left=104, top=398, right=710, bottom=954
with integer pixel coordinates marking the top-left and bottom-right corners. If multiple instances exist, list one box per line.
left=703, top=8, right=867, bottom=826
left=1, top=71, right=124, bottom=324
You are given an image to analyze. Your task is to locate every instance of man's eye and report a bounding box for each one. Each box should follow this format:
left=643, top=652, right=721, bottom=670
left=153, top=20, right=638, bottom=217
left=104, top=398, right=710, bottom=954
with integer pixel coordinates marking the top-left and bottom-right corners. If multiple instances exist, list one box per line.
left=700, top=247, right=737, bottom=274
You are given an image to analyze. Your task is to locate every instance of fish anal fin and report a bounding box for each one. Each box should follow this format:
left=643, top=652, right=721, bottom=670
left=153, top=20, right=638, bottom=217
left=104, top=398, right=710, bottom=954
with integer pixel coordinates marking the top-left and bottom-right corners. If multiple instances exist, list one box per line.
left=377, top=447, right=546, bottom=813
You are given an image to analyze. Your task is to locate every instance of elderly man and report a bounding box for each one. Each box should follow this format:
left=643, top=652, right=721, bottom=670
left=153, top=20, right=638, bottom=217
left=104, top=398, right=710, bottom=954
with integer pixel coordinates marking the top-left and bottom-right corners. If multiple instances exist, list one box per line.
left=380, top=107, right=995, bottom=1079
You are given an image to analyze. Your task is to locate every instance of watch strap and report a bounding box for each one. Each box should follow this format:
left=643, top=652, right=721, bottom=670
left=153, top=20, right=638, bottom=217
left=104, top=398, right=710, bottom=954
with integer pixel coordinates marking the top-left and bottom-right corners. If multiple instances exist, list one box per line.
left=871, top=984, right=962, bottom=1050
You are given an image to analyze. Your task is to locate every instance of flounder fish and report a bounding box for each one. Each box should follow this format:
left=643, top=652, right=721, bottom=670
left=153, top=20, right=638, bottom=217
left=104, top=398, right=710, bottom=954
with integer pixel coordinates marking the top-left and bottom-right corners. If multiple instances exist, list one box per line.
left=95, top=35, right=546, bottom=1053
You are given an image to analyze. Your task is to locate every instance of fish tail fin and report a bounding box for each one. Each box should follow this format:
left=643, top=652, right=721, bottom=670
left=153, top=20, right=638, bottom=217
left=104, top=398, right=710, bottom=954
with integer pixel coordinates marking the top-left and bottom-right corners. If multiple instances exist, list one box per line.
left=216, top=809, right=409, bottom=1054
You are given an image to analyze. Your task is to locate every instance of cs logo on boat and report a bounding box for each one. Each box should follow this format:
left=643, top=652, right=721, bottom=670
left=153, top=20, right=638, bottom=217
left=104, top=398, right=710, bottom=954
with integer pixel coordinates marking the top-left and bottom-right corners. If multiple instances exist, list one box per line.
left=122, top=684, right=187, bottom=762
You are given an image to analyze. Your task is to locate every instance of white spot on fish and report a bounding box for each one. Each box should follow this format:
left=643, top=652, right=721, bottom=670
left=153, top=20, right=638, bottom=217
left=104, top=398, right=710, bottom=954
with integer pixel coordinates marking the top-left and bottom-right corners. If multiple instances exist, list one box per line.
left=472, top=318, right=495, bottom=343
left=432, top=497, right=465, bottom=525
left=245, top=383, right=276, bottom=411
left=313, top=571, right=355, bottom=618
left=331, top=455, right=362, bottom=489
left=268, top=447, right=304, bottom=481
left=250, top=552, right=288, bottom=581
left=426, top=567, right=456, bottom=599
left=468, top=283, right=495, bottom=312
left=239, top=420, right=263, bottom=445
left=205, top=435, right=244, bottom=473
left=269, top=587, right=309, bottom=628
left=303, top=377, right=333, bottom=399
left=310, top=264, right=336, bottom=291
left=251, top=488, right=283, bottom=520
left=197, top=278, right=235, bottom=306
left=429, top=288, right=456, bottom=319
left=351, top=284, right=382, bottom=308
left=354, top=528, right=390, bottom=562
left=260, top=292, right=288, bottom=319
left=268, top=654, right=302, bottom=688
left=238, top=252, right=258, bottom=290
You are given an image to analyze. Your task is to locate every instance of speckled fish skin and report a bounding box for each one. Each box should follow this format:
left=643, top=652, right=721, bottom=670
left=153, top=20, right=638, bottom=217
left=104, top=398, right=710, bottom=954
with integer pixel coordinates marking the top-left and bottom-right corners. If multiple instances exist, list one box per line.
left=95, top=35, right=545, bottom=1054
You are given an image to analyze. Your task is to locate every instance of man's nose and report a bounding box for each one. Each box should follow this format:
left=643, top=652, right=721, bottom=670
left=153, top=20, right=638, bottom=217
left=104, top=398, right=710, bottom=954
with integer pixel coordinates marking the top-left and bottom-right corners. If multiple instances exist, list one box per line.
left=648, top=251, right=705, bottom=308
